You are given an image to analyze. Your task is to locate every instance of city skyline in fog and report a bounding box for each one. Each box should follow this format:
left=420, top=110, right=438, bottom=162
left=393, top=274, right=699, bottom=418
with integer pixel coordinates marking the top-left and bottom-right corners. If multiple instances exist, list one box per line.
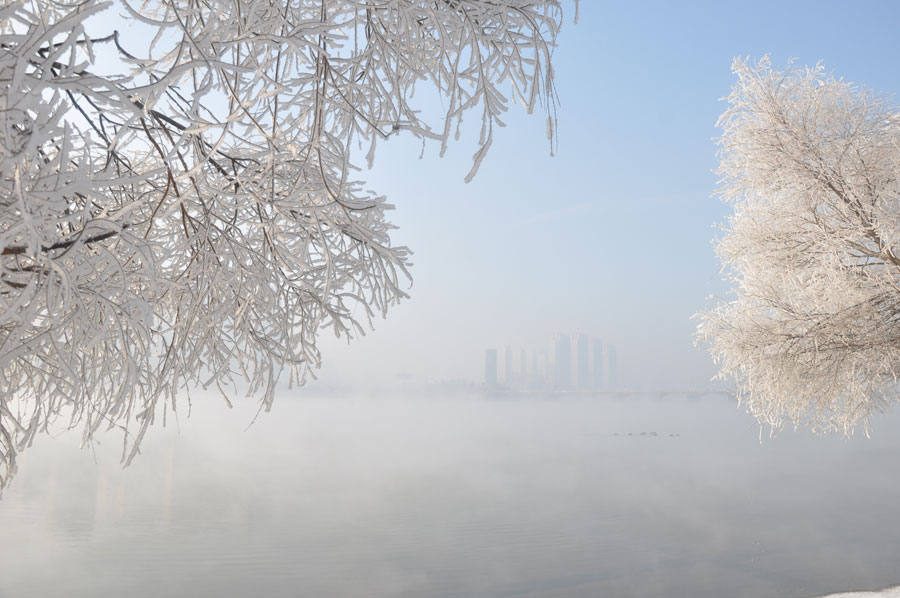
left=484, top=333, right=619, bottom=392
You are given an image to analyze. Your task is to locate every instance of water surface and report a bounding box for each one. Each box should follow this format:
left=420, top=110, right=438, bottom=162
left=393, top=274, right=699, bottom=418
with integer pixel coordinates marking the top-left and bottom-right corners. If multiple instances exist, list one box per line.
left=2, top=394, right=899, bottom=598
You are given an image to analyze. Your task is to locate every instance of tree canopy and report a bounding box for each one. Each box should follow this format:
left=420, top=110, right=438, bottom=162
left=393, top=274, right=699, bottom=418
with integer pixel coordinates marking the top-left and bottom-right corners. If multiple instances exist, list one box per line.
left=0, top=0, right=569, bottom=489
left=698, top=57, right=900, bottom=434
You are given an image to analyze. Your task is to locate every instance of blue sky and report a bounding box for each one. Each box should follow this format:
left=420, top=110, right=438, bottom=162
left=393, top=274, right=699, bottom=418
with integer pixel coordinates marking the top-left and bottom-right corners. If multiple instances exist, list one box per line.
left=310, top=1, right=900, bottom=391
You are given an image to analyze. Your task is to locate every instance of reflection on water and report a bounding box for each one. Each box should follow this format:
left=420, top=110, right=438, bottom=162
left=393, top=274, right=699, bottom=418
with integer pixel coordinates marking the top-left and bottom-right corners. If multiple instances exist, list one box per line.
left=2, top=394, right=900, bottom=598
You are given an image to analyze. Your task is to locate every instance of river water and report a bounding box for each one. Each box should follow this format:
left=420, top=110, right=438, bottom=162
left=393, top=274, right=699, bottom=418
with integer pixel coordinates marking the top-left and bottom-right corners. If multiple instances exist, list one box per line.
left=2, top=394, right=900, bottom=598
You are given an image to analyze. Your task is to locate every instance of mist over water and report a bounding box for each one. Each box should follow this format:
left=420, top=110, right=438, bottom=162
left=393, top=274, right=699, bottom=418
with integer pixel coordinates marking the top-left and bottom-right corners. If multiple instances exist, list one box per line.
left=2, top=394, right=900, bottom=598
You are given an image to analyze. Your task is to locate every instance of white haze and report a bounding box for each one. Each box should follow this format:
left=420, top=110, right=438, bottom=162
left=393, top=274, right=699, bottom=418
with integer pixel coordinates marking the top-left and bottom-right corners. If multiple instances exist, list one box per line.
left=3, top=394, right=900, bottom=598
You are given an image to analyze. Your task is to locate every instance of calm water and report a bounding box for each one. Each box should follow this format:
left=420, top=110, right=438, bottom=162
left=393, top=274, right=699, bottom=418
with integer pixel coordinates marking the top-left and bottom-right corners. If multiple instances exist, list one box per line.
left=2, top=394, right=900, bottom=598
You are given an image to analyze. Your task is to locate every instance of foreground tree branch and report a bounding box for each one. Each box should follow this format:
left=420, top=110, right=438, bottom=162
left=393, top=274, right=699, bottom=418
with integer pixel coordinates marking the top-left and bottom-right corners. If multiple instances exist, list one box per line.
left=0, top=0, right=572, bottom=491
left=697, top=57, right=900, bottom=434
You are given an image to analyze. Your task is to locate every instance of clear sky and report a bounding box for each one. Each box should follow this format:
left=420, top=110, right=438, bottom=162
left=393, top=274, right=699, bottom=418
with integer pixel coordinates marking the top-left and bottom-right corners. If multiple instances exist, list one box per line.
left=310, top=0, right=900, bottom=391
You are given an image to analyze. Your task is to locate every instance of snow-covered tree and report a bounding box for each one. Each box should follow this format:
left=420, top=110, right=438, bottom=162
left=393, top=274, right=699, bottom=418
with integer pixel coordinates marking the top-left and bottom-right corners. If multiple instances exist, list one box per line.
left=0, top=0, right=570, bottom=490
left=698, top=57, right=900, bottom=434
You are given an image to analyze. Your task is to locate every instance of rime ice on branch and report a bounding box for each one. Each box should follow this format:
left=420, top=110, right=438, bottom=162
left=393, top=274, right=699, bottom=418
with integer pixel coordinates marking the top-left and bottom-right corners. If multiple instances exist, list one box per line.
left=0, top=0, right=569, bottom=490
left=698, top=57, right=900, bottom=434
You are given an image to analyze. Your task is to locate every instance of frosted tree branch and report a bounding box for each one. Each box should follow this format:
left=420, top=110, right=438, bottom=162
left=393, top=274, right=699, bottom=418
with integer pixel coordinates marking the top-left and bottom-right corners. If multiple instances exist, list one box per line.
left=0, top=0, right=572, bottom=491
left=697, top=57, right=900, bottom=435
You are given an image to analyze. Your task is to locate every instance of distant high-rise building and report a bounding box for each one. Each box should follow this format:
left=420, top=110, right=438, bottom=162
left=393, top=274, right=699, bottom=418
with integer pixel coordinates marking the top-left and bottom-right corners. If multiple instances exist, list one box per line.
left=504, top=346, right=513, bottom=386
left=520, top=349, right=527, bottom=385
left=592, top=337, right=604, bottom=390
left=576, top=334, right=590, bottom=390
left=607, top=345, right=617, bottom=390
left=484, top=349, right=498, bottom=388
left=554, top=333, right=572, bottom=390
